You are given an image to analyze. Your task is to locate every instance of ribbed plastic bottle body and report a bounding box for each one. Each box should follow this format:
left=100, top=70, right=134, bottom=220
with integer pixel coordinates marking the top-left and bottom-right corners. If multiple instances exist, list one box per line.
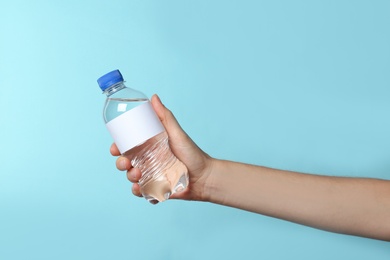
left=103, top=83, right=188, bottom=203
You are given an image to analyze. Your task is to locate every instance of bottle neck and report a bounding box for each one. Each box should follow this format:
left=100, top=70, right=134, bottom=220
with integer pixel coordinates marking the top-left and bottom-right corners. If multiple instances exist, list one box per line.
left=103, top=82, right=126, bottom=96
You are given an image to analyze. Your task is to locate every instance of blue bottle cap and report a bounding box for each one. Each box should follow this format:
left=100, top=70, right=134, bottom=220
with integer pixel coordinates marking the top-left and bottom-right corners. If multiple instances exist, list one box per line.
left=97, top=69, right=124, bottom=91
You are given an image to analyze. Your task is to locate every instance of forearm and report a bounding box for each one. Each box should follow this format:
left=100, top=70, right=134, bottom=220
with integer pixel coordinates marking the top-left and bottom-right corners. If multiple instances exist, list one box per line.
left=204, top=159, right=390, bottom=241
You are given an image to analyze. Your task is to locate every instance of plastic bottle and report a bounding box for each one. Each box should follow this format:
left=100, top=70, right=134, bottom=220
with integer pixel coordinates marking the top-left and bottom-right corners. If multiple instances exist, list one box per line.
left=97, top=69, right=189, bottom=204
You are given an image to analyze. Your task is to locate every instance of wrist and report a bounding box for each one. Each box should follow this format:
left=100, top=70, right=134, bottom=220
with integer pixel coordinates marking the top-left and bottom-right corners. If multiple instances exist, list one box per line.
left=201, top=158, right=225, bottom=204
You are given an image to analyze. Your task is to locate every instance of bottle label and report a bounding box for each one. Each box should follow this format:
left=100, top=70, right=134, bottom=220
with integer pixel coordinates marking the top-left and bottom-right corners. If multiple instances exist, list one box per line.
left=106, top=101, right=165, bottom=154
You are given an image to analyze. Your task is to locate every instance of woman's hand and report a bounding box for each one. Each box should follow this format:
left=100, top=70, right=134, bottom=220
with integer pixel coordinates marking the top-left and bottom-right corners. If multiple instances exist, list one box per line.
left=110, top=94, right=214, bottom=202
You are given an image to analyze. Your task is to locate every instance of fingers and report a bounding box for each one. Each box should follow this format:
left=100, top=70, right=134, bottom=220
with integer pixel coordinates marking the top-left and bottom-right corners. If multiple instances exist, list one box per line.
left=117, top=159, right=142, bottom=197
left=116, top=157, right=142, bottom=185
left=132, top=183, right=142, bottom=197
left=127, top=168, right=141, bottom=183
left=111, top=144, right=143, bottom=197
left=128, top=168, right=142, bottom=197
left=110, top=136, right=143, bottom=198
left=116, top=156, right=131, bottom=171
left=110, top=143, right=120, bottom=156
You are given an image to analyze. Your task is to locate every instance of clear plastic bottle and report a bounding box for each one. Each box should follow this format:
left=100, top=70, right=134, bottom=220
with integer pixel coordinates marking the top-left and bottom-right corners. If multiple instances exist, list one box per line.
left=97, top=70, right=189, bottom=204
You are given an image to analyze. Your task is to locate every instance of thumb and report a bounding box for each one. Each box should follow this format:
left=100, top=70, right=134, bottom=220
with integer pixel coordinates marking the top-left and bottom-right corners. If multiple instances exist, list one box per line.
left=150, top=94, right=168, bottom=123
left=151, top=94, right=183, bottom=137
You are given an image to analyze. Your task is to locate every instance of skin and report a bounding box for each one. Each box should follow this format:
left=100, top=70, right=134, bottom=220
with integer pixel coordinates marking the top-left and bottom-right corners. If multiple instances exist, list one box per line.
left=110, top=94, right=390, bottom=241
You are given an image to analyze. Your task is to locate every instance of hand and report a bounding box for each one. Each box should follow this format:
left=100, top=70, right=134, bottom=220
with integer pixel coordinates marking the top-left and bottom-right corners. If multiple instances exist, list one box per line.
left=110, top=94, right=214, bottom=201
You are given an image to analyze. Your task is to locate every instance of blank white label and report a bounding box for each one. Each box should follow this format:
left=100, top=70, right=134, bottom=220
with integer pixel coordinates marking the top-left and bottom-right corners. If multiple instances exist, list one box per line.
left=106, top=101, right=164, bottom=154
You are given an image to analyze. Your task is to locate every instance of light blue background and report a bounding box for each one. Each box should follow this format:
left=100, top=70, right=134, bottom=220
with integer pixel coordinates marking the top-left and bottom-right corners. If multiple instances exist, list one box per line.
left=1, top=0, right=389, bottom=259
